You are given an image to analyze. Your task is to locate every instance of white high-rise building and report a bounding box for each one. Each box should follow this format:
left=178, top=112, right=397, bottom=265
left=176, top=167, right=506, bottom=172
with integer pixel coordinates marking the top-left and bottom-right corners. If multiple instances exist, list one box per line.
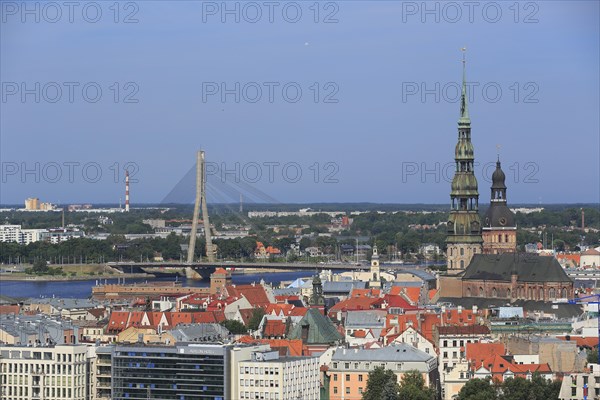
left=234, top=349, right=321, bottom=400
left=0, top=344, right=96, bottom=400
left=0, top=225, right=46, bottom=245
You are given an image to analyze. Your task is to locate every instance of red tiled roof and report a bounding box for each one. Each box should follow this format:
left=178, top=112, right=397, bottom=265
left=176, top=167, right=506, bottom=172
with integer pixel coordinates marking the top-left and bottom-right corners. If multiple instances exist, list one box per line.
left=466, top=342, right=505, bottom=365
left=0, top=305, right=20, bottom=315
left=226, top=285, right=271, bottom=307
left=557, top=336, right=599, bottom=348
left=403, top=287, right=421, bottom=304
left=238, top=308, right=256, bottom=325
left=383, top=294, right=416, bottom=310
left=328, top=297, right=383, bottom=313
left=263, top=320, right=286, bottom=337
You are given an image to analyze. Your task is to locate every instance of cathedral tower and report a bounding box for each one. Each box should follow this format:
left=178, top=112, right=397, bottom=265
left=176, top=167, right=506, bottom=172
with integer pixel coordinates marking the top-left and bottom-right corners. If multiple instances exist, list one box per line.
left=482, top=157, right=517, bottom=254
left=446, top=51, right=483, bottom=271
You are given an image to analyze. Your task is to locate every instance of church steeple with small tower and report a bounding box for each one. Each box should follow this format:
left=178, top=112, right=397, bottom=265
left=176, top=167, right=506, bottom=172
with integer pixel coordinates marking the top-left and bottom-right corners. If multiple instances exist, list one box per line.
left=369, top=244, right=381, bottom=288
left=482, top=155, right=517, bottom=254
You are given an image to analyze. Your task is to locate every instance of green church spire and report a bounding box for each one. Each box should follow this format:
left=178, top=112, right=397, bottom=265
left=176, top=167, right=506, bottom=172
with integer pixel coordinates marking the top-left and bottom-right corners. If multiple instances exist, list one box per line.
left=446, top=48, right=483, bottom=271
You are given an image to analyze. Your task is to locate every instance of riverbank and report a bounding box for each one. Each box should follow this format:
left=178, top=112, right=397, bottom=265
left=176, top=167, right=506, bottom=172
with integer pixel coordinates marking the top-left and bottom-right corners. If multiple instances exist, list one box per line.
left=0, top=273, right=153, bottom=281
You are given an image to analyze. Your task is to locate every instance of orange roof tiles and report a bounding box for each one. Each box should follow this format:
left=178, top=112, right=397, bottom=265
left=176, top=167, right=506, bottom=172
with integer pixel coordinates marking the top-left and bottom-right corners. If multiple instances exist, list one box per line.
left=328, top=296, right=383, bottom=314
left=0, top=305, right=20, bottom=315
left=226, top=284, right=271, bottom=307
left=403, top=287, right=421, bottom=304
left=263, top=320, right=286, bottom=337
left=466, top=342, right=505, bottom=366
left=557, top=336, right=599, bottom=348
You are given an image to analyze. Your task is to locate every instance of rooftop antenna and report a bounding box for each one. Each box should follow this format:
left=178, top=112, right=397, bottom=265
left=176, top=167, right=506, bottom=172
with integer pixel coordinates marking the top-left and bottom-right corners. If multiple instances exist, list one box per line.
left=61, top=207, right=65, bottom=229
left=239, top=193, right=243, bottom=214
left=125, top=169, right=130, bottom=212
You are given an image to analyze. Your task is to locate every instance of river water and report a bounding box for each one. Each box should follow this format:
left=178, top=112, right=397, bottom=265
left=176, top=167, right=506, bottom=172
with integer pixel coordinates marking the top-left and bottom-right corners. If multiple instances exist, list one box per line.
left=0, top=271, right=312, bottom=299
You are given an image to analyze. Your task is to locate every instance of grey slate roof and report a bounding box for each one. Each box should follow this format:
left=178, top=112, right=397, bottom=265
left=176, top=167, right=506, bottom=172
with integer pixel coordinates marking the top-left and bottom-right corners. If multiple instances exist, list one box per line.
left=26, top=298, right=101, bottom=310
left=323, top=281, right=366, bottom=294
left=462, top=253, right=572, bottom=283
left=332, top=343, right=433, bottom=362
left=345, top=310, right=386, bottom=329
left=170, top=323, right=229, bottom=342
left=287, top=308, right=343, bottom=345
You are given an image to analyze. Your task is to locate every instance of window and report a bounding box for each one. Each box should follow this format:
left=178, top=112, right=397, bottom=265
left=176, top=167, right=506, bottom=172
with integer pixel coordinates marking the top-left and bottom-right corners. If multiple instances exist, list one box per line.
left=333, top=387, right=338, bottom=394
left=345, top=374, right=350, bottom=381
left=358, top=375, right=363, bottom=382
left=333, top=374, right=337, bottom=381
left=359, top=387, right=364, bottom=394
left=345, top=387, right=350, bottom=395
left=460, top=260, right=465, bottom=269
left=460, top=248, right=464, bottom=256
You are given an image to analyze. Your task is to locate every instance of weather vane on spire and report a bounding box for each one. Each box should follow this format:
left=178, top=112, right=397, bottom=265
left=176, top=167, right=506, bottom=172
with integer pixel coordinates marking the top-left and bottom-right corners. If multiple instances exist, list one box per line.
left=461, top=47, right=467, bottom=63
left=496, top=144, right=502, bottom=161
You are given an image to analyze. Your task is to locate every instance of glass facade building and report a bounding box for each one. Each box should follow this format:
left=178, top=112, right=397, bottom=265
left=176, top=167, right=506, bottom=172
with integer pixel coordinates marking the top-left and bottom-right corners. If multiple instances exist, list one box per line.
left=110, top=344, right=228, bottom=400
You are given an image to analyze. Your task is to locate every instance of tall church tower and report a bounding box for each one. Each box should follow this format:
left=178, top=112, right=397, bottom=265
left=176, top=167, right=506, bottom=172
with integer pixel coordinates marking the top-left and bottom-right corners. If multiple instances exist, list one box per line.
left=482, top=158, right=517, bottom=254
left=446, top=50, right=483, bottom=271
left=369, top=244, right=381, bottom=288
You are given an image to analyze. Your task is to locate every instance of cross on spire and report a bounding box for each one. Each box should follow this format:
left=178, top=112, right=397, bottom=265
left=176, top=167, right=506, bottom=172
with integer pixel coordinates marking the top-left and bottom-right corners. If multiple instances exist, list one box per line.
left=460, top=47, right=470, bottom=122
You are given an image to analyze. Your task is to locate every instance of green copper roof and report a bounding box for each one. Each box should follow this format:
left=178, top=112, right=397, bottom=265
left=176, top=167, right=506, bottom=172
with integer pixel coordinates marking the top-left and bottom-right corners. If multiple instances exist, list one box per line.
left=288, top=308, right=343, bottom=345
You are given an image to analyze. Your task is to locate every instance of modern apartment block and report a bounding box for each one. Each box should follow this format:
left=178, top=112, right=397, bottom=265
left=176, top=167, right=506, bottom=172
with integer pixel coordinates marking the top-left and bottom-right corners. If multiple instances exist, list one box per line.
left=233, top=348, right=321, bottom=400
left=107, top=344, right=228, bottom=400
left=0, top=344, right=96, bottom=400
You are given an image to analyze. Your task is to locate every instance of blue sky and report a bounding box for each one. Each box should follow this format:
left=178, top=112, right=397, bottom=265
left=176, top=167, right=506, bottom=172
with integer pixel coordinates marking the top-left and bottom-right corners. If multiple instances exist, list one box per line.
left=1, top=1, right=598, bottom=205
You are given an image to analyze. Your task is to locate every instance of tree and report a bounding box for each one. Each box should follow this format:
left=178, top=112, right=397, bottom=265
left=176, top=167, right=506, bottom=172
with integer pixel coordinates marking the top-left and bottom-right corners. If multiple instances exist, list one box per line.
left=397, top=370, right=435, bottom=400
left=247, top=307, right=266, bottom=331
left=362, top=366, right=398, bottom=400
left=299, top=237, right=312, bottom=251
left=220, top=320, right=247, bottom=334
left=382, top=378, right=400, bottom=400
left=457, top=378, right=498, bottom=400
left=32, top=259, right=49, bottom=274
left=587, top=347, right=598, bottom=364
left=499, top=377, right=532, bottom=400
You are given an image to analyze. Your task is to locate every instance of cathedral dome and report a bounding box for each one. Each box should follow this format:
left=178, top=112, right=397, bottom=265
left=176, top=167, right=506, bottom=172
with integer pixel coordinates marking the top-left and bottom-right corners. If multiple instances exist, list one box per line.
left=483, top=204, right=515, bottom=228
left=491, top=160, right=507, bottom=189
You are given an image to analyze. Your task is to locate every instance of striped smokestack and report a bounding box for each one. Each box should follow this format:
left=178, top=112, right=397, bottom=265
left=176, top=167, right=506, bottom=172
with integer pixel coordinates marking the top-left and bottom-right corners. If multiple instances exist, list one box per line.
left=125, top=170, right=130, bottom=212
